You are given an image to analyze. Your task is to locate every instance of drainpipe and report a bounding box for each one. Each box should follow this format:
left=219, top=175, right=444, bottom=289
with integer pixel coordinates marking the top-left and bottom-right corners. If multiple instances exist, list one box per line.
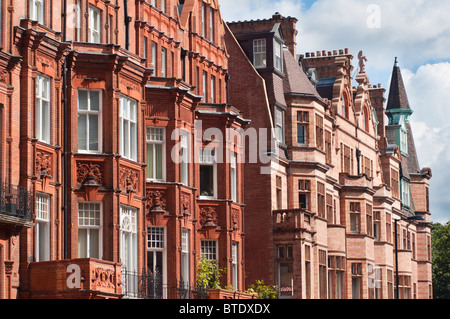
left=62, top=0, right=68, bottom=260
left=124, top=0, right=131, bottom=50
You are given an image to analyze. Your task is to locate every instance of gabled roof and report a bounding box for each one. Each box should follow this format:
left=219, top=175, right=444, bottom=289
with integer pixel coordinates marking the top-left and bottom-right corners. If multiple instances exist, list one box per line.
left=386, top=58, right=411, bottom=111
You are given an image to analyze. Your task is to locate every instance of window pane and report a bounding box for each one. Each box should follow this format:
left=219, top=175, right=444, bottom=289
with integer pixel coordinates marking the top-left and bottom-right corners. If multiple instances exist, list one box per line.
left=79, top=91, right=88, bottom=110
left=90, top=91, right=100, bottom=111
left=89, top=229, right=100, bottom=259
left=147, top=145, right=154, bottom=179
left=88, top=114, right=99, bottom=151
left=155, top=144, right=163, bottom=180
left=78, top=114, right=87, bottom=150
left=78, top=229, right=88, bottom=258
left=42, top=101, right=50, bottom=143
left=200, top=165, right=214, bottom=197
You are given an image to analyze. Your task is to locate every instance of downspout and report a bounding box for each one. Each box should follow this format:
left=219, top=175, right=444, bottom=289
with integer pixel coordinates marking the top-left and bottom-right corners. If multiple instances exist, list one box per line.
left=124, top=0, right=130, bottom=50
left=62, top=0, right=68, bottom=259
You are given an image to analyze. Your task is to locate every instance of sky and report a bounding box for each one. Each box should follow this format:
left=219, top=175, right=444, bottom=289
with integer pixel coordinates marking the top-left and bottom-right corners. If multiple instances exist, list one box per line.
left=219, top=0, right=450, bottom=224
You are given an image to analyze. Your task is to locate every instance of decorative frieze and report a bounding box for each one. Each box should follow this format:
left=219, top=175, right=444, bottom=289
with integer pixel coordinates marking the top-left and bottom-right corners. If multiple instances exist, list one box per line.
left=76, top=162, right=104, bottom=185
left=119, top=166, right=139, bottom=192
left=35, top=151, right=52, bottom=177
left=200, top=206, right=218, bottom=228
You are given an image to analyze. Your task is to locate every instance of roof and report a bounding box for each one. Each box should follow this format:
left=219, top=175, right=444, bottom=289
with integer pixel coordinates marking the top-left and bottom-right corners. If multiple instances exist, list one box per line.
left=282, top=48, right=323, bottom=100
left=386, top=58, right=411, bottom=111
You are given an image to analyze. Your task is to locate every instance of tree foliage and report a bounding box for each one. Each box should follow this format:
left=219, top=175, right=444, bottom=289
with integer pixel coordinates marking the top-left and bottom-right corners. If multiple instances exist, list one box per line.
left=432, top=221, right=450, bottom=299
left=196, top=256, right=225, bottom=290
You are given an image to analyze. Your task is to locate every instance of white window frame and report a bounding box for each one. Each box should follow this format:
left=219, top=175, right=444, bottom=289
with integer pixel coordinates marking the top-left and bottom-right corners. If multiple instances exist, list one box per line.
left=201, top=239, right=218, bottom=261
left=35, top=193, right=50, bottom=262
left=36, top=74, right=51, bottom=144
left=78, top=89, right=102, bottom=153
left=119, top=95, right=138, bottom=161
left=120, top=205, right=138, bottom=272
left=88, top=5, right=101, bottom=43
left=30, top=0, right=44, bottom=24
left=275, top=107, right=284, bottom=143
left=401, top=178, right=410, bottom=208
left=161, top=47, right=167, bottom=77
left=151, top=42, right=157, bottom=69
left=78, top=202, right=103, bottom=259
left=199, top=147, right=217, bottom=199
left=147, top=226, right=167, bottom=298
left=180, top=130, right=189, bottom=186
left=230, top=151, right=237, bottom=202
left=210, top=75, right=215, bottom=103
left=274, top=39, right=283, bottom=72
left=181, top=229, right=190, bottom=287
left=253, top=39, right=267, bottom=68
left=232, top=242, right=238, bottom=291
left=146, top=127, right=166, bottom=181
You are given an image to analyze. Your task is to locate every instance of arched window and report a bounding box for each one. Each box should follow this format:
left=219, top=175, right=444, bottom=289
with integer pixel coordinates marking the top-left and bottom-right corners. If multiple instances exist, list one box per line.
left=342, top=91, right=350, bottom=119
left=362, top=104, right=370, bottom=132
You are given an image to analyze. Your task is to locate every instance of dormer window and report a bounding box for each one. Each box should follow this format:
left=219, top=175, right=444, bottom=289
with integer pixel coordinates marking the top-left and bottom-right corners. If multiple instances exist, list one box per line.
left=253, top=39, right=267, bottom=68
left=274, top=40, right=283, bottom=72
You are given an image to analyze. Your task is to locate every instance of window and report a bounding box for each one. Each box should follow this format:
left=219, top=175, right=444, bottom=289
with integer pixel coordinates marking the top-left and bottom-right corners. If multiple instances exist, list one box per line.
left=317, top=182, right=325, bottom=219
left=108, top=14, right=113, bottom=44
left=36, top=194, right=50, bottom=261
left=325, top=130, right=332, bottom=164
left=160, top=0, right=165, bottom=13
left=119, top=95, right=137, bottom=161
left=341, top=144, right=353, bottom=174
left=180, top=131, right=189, bottom=185
left=397, top=275, right=411, bottom=299
left=74, top=2, right=81, bottom=41
left=209, top=9, right=214, bottom=42
left=232, top=242, right=238, bottom=291
left=78, top=202, right=102, bottom=259
left=88, top=5, right=101, bottom=43
left=147, top=127, right=165, bottom=181
left=36, top=74, right=51, bottom=144
left=201, top=240, right=217, bottom=261
left=328, top=256, right=345, bottom=299
left=151, top=42, right=157, bottom=69
left=276, top=176, right=282, bottom=210
left=120, top=205, right=137, bottom=272
left=319, top=249, right=327, bottom=299
left=326, top=194, right=334, bottom=224
left=387, top=269, right=394, bottom=299
left=274, top=40, right=282, bottom=72
left=391, top=169, right=400, bottom=199
left=147, top=226, right=165, bottom=298
left=386, top=213, right=392, bottom=243
left=342, top=92, right=349, bottom=119
left=181, top=229, right=190, bottom=287
left=201, top=2, right=206, bottom=38
left=305, top=245, right=311, bottom=299
left=275, top=108, right=284, bottom=143
left=315, top=114, right=324, bottom=150
left=202, top=71, right=207, bottom=101
left=199, top=147, right=216, bottom=198
left=230, top=152, right=237, bottom=202
left=366, top=204, right=373, bottom=236
left=78, top=89, right=101, bottom=153
left=297, top=111, right=308, bottom=145
left=253, top=39, right=267, bottom=68
left=161, top=47, right=167, bottom=77
left=361, top=156, right=373, bottom=178
left=400, top=128, right=408, bottom=155
left=298, top=180, right=310, bottom=210
left=210, top=75, right=215, bottom=103
left=30, top=0, right=44, bottom=24
left=351, top=263, right=362, bottom=299
left=350, top=202, right=360, bottom=234
left=401, top=178, right=410, bottom=208
left=412, top=233, right=416, bottom=259
left=277, top=245, right=293, bottom=298
left=374, top=211, right=381, bottom=241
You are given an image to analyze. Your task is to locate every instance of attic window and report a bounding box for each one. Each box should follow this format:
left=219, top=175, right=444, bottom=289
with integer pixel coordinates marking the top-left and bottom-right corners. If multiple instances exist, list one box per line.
left=253, top=39, right=267, bottom=68
left=274, top=40, right=283, bottom=72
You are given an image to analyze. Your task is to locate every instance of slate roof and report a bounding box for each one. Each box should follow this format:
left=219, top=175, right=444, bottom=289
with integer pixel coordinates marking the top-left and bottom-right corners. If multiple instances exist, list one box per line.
left=386, top=58, right=411, bottom=111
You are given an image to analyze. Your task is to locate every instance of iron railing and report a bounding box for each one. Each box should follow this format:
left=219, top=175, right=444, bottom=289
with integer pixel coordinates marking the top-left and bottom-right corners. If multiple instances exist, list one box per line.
left=121, top=268, right=208, bottom=299
left=0, top=182, right=33, bottom=221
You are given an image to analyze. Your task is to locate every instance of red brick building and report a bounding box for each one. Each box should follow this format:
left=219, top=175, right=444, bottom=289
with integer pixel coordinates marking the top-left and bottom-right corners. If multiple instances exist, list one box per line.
left=226, top=13, right=432, bottom=299
left=0, top=0, right=251, bottom=299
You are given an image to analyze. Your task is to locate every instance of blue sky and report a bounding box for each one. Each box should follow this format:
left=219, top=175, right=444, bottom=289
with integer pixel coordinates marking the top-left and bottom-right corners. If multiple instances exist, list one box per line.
left=220, top=0, right=450, bottom=224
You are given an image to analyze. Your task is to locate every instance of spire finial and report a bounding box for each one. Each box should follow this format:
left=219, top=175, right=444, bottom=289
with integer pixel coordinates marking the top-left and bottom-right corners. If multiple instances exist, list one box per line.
left=394, top=57, right=398, bottom=67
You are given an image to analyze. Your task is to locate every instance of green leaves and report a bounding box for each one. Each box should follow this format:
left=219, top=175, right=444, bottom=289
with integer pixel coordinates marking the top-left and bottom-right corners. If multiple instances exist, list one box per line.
left=196, top=256, right=225, bottom=290
left=432, top=221, right=450, bottom=299
left=247, top=280, right=279, bottom=299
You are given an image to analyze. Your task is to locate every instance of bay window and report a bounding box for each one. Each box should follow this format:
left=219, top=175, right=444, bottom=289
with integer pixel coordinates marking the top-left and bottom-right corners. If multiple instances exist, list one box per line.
left=78, top=202, right=102, bottom=259
left=36, top=74, right=51, bottom=144
left=147, top=127, right=165, bottom=181
left=78, top=89, right=101, bottom=153
left=119, top=95, right=137, bottom=161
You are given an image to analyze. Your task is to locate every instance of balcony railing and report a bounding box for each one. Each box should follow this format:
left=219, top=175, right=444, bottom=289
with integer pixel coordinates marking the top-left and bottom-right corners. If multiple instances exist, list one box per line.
left=121, top=268, right=208, bottom=299
left=0, top=182, right=33, bottom=221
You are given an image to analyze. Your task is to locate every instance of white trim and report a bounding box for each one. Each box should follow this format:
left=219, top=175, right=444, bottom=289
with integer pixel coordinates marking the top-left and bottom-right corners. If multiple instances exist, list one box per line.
left=77, top=89, right=102, bottom=154
left=146, top=126, right=166, bottom=181
left=78, top=201, right=103, bottom=260
left=36, top=74, right=51, bottom=144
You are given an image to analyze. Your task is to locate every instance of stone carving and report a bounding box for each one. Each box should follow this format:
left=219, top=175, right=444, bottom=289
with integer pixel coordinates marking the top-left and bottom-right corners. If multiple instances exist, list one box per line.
left=180, top=193, right=190, bottom=216
left=119, top=167, right=139, bottom=192
left=145, top=189, right=167, bottom=211
left=92, top=267, right=115, bottom=289
left=4, top=261, right=14, bottom=275
left=200, top=207, right=218, bottom=228
left=35, top=151, right=52, bottom=177
left=76, top=162, right=104, bottom=185
left=231, top=208, right=239, bottom=230
left=358, top=50, right=367, bottom=74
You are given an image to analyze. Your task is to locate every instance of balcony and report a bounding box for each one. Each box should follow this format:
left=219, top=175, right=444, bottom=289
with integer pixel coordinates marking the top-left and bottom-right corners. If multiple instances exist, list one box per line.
left=0, top=182, right=34, bottom=227
left=25, top=258, right=122, bottom=299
